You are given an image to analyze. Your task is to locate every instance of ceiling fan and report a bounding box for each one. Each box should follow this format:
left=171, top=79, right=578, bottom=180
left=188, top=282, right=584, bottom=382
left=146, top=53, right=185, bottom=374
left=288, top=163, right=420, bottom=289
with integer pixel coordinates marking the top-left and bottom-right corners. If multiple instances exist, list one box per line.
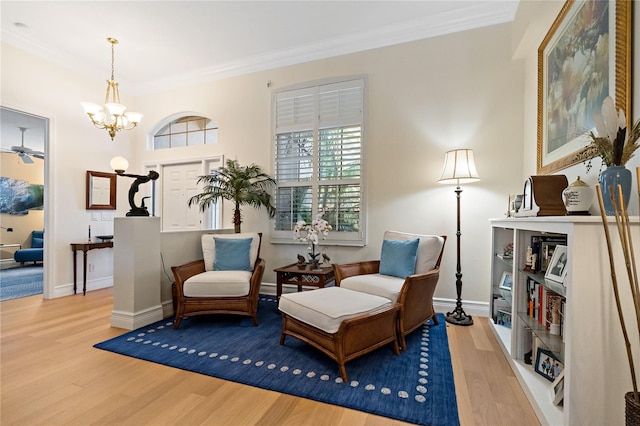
left=1, top=127, right=44, bottom=164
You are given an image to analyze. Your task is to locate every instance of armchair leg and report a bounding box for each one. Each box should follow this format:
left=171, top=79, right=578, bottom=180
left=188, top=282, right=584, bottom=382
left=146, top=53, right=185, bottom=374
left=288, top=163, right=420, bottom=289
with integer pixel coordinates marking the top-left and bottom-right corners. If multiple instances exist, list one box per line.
left=173, top=316, right=182, bottom=330
left=399, top=335, right=407, bottom=352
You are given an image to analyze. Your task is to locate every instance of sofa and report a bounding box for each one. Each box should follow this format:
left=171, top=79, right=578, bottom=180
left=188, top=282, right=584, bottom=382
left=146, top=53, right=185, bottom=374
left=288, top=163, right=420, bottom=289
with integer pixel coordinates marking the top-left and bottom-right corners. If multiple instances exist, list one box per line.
left=14, top=230, right=44, bottom=264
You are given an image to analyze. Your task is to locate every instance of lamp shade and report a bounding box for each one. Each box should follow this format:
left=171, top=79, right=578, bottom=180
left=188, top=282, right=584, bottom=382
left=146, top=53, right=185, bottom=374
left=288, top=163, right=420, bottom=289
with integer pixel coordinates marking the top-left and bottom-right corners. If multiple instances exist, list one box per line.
left=110, top=156, right=129, bottom=173
left=438, top=149, right=480, bottom=185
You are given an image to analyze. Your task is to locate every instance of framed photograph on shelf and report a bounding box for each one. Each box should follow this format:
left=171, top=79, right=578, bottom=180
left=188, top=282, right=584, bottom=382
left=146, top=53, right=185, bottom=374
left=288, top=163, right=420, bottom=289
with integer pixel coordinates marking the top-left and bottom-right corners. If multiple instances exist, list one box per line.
left=536, top=0, right=632, bottom=175
left=499, top=271, right=513, bottom=290
left=545, top=245, right=568, bottom=283
left=551, top=370, right=565, bottom=406
left=496, top=310, right=512, bottom=328
left=535, top=348, right=564, bottom=382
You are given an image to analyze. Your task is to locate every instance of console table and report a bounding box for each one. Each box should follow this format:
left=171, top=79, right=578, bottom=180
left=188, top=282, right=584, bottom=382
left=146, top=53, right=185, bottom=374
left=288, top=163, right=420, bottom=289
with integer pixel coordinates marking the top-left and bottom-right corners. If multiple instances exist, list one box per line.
left=70, top=241, right=113, bottom=295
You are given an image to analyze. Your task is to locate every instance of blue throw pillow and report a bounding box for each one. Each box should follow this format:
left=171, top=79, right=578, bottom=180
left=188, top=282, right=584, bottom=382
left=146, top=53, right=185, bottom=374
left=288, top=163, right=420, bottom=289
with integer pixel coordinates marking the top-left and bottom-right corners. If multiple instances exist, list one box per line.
left=379, top=238, right=419, bottom=278
left=213, top=237, right=253, bottom=271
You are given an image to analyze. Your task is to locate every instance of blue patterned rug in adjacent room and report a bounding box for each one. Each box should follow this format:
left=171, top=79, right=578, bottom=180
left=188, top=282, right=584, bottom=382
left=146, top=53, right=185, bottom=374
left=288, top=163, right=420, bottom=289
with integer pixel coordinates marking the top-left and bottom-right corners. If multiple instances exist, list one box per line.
left=0, top=265, right=43, bottom=301
left=95, top=296, right=459, bottom=426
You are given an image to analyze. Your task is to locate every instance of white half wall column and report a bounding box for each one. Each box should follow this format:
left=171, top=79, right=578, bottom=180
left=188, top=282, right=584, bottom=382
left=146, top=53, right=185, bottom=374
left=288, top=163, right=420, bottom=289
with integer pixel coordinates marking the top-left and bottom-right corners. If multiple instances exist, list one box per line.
left=112, top=217, right=163, bottom=329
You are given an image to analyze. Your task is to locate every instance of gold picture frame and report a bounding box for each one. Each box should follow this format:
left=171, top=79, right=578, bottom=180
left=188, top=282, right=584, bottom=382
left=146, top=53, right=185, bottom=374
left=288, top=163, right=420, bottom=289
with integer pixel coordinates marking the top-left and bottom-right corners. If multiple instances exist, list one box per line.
left=536, top=0, right=632, bottom=175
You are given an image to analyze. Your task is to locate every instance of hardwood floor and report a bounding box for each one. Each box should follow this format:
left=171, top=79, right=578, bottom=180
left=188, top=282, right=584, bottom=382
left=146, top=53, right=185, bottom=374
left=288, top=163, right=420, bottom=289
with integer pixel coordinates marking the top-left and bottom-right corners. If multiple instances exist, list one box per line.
left=0, top=289, right=539, bottom=425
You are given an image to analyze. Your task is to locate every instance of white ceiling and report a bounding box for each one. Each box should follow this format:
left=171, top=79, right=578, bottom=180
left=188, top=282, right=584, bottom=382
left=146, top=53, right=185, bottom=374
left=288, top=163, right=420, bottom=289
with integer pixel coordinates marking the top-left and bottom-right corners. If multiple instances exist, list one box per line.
left=1, top=0, right=518, bottom=152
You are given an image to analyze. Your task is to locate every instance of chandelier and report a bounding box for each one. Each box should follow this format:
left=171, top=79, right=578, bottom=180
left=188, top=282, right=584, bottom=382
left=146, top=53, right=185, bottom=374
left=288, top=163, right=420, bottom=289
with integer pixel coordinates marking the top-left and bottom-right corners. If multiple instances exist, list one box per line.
left=81, top=37, right=142, bottom=141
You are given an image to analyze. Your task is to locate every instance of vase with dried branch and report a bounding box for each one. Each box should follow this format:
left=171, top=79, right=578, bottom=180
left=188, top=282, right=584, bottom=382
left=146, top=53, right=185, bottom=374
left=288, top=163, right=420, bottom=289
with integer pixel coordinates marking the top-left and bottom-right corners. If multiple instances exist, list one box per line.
left=595, top=167, right=640, bottom=425
left=578, top=97, right=640, bottom=215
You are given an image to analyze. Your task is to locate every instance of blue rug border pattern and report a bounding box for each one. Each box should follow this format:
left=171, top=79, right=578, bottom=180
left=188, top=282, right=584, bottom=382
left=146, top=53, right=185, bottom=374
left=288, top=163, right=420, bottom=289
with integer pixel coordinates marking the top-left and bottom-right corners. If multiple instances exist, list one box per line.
left=95, top=296, right=459, bottom=426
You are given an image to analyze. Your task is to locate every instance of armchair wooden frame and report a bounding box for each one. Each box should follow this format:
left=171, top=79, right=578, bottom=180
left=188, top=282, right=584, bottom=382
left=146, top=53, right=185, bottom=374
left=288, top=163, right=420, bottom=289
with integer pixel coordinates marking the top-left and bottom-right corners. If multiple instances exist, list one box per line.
left=333, top=236, right=446, bottom=351
left=171, top=233, right=265, bottom=330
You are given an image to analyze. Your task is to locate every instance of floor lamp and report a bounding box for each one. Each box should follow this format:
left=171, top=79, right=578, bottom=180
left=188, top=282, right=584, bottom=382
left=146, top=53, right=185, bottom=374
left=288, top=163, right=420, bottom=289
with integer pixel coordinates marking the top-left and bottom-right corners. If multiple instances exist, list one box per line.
left=438, top=149, right=480, bottom=326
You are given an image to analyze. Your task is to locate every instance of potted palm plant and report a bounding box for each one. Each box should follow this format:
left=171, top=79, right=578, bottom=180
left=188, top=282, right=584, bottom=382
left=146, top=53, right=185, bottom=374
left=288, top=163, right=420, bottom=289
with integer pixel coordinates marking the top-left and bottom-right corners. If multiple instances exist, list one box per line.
left=188, top=159, right=276, bottom=233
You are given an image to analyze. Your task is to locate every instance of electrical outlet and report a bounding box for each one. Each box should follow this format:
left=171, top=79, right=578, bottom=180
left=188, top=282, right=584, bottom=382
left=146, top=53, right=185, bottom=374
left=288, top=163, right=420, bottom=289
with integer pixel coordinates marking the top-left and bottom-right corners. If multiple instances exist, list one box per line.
left=102, top=212, right=114, bottom=221
left=89, top=263, right=95, bottom=272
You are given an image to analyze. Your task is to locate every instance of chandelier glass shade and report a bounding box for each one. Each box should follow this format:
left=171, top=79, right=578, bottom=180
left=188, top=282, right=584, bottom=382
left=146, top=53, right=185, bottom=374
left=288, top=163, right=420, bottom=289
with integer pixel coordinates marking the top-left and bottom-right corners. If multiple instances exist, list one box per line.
left=81, top=38, right=142, bottom=141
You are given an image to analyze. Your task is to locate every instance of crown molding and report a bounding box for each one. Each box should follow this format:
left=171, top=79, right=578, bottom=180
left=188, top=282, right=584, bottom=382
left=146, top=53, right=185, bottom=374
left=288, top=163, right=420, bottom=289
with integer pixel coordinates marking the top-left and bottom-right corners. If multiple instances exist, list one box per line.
left=3, top=1, right=517, bottom=96
left=134, top=1, right=517, bottom=95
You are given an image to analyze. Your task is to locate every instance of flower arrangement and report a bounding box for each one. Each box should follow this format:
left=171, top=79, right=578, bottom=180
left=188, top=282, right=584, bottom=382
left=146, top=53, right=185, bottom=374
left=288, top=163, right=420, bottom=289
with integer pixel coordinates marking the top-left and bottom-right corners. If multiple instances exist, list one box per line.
left=578, top=96, right=640, bottom=169
left=293, top=213, right=332, bottom=264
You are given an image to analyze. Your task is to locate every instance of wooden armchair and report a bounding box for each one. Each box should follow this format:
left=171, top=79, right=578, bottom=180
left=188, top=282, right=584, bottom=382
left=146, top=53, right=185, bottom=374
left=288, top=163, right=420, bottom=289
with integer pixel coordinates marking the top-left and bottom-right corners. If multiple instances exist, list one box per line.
left=333, top=232, right=446, bottom=351
left=171, top=232, right=264, bottom=329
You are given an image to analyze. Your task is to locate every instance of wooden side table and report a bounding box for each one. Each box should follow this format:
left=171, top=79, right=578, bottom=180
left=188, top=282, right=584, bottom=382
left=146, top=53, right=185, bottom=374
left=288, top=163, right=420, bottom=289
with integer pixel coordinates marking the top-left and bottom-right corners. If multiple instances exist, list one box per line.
left=274, top=263, right=335, bottom=299
left=70, top=241, right=113, bottom=295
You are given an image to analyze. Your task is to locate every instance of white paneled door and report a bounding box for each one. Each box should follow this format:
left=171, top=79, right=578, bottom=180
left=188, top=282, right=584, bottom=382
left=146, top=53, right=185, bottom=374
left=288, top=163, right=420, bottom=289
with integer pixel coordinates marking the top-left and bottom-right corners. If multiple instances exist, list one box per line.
left=162, top=163, right=203, bottom=231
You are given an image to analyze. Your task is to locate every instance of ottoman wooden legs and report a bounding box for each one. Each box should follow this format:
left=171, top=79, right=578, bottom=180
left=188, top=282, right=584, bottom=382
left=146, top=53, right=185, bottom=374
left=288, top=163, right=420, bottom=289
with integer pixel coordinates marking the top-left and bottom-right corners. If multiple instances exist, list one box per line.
left=279, top=304, right=400, bottom=382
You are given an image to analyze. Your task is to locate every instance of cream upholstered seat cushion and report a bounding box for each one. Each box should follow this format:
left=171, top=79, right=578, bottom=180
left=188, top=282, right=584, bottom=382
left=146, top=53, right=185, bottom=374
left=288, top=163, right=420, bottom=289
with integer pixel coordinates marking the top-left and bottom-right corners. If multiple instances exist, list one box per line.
left=339, top=232, right=444, bottom=303
left=340, top=274, right=405, bottom=302
left=278, top=287, right=393, bottom=334
left=182, top=232, right=260, bottom=298
left=183, top=270, right=253, bottom=297
left=201, top=232, right=260, bottom=272
left=383, top=231, right=445, bottom=274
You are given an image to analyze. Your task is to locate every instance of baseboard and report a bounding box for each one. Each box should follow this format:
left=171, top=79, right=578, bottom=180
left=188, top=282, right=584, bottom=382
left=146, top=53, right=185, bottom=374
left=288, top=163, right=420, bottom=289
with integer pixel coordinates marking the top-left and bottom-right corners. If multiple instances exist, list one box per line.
left=433, top=297, right=489, bottom=318
left=259, top=282, right=490, bottom=318
left=111, top=305, right=164, bottom=330
left=52, top=277, right=113, bottom=298
left=162, top=299, right=174, bottom=318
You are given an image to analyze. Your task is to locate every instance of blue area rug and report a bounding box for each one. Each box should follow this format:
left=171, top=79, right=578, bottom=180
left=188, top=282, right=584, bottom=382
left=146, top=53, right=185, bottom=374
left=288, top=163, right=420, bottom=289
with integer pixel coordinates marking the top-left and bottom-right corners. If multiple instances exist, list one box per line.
left=0, top=265, right=43, bottom=301
left=95, top=296, right=459, bottom=426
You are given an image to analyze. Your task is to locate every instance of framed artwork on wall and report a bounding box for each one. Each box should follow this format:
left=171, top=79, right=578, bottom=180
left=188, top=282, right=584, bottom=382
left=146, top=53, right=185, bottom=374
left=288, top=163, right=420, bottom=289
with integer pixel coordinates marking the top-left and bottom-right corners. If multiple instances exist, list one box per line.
left=536, top=0, right=632, bottom=175
left=0, top=177, right=44, bottom=215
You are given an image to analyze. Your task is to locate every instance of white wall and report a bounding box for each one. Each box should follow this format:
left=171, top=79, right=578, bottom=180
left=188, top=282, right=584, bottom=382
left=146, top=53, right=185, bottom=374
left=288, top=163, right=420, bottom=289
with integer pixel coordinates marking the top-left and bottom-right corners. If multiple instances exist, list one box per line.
left=132, top=22, right=524, bottom=311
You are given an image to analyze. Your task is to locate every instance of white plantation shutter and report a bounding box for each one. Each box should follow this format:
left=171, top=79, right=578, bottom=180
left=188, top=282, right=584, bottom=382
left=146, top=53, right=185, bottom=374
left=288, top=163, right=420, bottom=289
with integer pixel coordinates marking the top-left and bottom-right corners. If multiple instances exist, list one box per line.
left=318, top=81, right=363, bottom=127
left=275, top=88, right=314, bottom=132
left=273, top=77, right=366, bottom=246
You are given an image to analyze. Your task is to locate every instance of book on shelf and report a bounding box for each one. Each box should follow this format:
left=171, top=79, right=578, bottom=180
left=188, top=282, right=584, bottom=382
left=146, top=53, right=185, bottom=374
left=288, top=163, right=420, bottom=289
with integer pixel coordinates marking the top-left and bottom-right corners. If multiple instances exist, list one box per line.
left=524, top=276, right=565, bottom=337
left=530, top=235, right=567, bottom=272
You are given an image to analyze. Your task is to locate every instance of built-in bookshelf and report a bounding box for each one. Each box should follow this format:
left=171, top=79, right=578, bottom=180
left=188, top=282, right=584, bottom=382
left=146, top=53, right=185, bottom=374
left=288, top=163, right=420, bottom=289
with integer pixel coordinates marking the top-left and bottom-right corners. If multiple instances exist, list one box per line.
left=489, top=216, right=639, bottom=426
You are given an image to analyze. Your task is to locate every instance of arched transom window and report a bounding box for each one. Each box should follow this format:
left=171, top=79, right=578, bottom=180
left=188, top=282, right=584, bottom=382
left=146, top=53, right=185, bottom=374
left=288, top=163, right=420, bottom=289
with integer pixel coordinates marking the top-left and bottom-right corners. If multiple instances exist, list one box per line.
left=153, top=116, right=218, bottom=150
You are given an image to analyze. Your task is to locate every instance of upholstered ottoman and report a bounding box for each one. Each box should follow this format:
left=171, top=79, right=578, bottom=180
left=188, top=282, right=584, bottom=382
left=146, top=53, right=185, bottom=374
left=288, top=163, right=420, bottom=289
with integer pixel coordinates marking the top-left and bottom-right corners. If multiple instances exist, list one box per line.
left=278, top=286, right=400, bottom=382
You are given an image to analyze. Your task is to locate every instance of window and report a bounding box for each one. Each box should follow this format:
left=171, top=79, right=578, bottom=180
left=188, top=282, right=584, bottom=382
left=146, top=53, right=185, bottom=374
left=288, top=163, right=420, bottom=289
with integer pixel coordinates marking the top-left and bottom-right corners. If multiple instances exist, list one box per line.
left=272, top=77, right=366, bottom=246
left=153, top=116, right=218, bottom=150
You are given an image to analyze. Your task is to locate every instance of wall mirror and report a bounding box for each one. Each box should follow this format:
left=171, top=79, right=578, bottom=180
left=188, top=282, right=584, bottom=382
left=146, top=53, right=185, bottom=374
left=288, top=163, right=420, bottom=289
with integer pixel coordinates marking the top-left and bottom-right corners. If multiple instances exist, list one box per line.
left=86, top=170, right=116, bottom=210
